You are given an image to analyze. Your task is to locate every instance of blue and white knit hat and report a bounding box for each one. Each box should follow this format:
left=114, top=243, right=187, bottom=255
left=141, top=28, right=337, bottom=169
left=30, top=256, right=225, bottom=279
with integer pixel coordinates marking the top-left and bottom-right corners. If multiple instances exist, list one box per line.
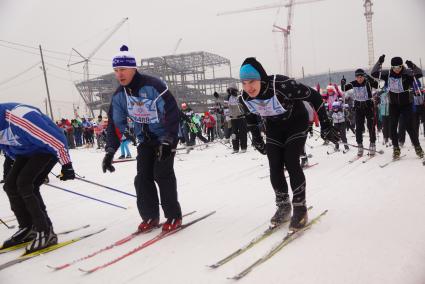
left=112, top=45, right=137, bottom=69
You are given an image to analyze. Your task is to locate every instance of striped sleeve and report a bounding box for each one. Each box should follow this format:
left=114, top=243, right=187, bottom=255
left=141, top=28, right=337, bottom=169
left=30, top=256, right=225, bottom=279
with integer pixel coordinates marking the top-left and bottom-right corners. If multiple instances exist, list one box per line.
left=6, top=111, right=71, bottom=165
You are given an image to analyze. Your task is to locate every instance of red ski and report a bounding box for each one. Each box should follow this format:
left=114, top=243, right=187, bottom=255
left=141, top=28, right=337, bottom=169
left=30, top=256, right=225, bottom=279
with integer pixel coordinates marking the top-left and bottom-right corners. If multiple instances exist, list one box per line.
left=78, top=211, right=216, bottom=274
left=47, top=211, right=196, bottom=270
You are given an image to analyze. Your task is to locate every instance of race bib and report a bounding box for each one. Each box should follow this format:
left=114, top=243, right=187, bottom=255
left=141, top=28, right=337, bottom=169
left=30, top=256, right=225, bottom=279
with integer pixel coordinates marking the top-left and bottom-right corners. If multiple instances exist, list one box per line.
left=126, top=95, right=159, bottom=124
left=388, top=77, right=404, bottom=93
left=243, top=95, right=286, bottom=117
left=353, top=86, right=369, bottom=101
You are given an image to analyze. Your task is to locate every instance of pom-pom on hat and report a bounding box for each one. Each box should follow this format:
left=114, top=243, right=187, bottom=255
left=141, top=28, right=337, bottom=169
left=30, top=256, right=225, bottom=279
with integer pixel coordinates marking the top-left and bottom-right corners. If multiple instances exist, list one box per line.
left=112, top=45, right=137, bottom=69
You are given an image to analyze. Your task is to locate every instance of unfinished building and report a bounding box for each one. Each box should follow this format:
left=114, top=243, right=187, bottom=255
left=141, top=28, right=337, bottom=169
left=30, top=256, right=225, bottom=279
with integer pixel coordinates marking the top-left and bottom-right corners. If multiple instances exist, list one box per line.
left=75, top=51, right=238, bottom=115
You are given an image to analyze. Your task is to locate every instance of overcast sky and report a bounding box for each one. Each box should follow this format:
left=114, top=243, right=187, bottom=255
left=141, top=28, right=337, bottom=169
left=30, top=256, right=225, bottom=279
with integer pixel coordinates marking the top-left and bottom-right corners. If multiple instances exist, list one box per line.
left=1, top=0, right=424, bottom=118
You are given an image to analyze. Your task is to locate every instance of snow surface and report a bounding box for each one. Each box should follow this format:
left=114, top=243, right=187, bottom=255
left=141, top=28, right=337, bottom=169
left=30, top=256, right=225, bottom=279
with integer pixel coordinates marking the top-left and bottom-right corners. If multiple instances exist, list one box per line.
left=1, top=132, right=425, bottom=284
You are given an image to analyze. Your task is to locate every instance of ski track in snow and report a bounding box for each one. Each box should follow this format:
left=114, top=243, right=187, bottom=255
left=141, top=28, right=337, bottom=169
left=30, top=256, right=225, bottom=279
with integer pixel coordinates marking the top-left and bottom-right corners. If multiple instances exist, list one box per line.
left=1, top=132, right=425, bottom=284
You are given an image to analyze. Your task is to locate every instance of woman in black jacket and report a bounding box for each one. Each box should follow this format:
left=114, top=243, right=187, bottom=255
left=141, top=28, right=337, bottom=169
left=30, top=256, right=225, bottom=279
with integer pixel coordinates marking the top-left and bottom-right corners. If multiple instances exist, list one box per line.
left=238, top=57, right=339, bottom=230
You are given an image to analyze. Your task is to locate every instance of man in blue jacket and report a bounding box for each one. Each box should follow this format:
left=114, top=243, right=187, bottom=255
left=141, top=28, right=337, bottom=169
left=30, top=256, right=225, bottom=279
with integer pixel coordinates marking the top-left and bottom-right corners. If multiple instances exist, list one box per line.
left=0, top=103, right=75, bottom=253
left=102, top=45, right=182, bottom=232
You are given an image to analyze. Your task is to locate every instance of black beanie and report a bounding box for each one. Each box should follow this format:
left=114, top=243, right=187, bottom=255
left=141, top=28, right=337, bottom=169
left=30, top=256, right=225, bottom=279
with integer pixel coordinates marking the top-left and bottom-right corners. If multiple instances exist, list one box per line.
left=391, top=57, right=403, bottom=66
left=241, top=57, right=268, bottom=81
left=355, top=68, right=365, bottom=76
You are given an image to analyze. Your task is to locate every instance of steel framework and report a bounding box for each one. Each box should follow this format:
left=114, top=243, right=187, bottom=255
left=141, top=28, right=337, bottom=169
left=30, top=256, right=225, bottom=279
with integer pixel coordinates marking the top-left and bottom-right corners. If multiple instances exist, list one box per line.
left=75, top=51, right=237, bottom=114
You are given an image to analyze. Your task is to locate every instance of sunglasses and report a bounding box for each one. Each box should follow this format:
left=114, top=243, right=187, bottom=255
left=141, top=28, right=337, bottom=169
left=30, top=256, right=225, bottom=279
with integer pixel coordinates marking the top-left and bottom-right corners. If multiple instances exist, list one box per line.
left=392, top=65, right=402, bottom=70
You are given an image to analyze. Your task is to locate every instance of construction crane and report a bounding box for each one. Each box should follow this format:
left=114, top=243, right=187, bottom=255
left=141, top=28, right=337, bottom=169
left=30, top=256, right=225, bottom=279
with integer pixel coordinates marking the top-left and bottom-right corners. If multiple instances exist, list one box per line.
left=363, top=0, right=375, bottom=67
left=172, top=38, right=183, bottom=55
left=272, top=0, right=295, bottom=76
left=217, top=0, right=324, bottom=77
left=68, top=17, right=129, bottom=116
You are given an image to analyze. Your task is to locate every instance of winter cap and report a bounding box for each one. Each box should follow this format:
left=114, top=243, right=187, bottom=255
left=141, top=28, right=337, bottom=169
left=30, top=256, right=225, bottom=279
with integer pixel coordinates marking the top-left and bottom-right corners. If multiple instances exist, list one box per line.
left=227, top=82, right=239, bottom=91
left=240, top=57, right=268, bottom=81
left=391, top=56, right=403, bottom=67
left=355, top=68, right=366, bottom=76
left=112, top=45, right=137, bottom=69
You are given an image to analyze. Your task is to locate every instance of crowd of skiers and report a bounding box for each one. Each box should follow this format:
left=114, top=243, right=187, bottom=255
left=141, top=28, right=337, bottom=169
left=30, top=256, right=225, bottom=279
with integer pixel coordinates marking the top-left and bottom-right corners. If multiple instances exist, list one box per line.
left=1, top=45, right=424, bottom=256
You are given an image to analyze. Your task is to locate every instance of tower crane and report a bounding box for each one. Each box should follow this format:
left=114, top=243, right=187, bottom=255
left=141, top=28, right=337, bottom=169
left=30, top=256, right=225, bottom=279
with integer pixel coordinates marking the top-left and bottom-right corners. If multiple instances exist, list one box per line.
left=217, top=0, right=324, bottom=77
left=363, top=0, right=375, bottom=67
left=68, top=17, right=128, bottom=116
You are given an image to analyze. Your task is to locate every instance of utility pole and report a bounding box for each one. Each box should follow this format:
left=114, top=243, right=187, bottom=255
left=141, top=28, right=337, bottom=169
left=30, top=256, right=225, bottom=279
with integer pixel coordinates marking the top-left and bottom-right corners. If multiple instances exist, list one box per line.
left=44, top=98, right=48, bottom=115
left=39, top=45, right=54, bottom=121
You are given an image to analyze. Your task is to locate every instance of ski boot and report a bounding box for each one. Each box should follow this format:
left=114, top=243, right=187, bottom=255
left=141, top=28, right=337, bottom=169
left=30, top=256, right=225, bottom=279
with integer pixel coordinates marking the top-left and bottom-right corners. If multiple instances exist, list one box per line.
left=414, top=145, right=424, bottom=158
left=126, top=155, right=132, bottom=159
left=231, top=149, right=239, bottom=154
left=2, top=227, right=36, bottom=249
left=240, top=149, right=247, bottom=153
left=270, top=193, right=291, bottom=227
left=138, top=218, right=160, bottom=233
left=162, top=218, right=182, bottom=232
left=357, top=144, right=364, bottom=157
left=369, top=143, right=376, bottom=156
left=334, top=143, right=340, bottom=151
left=393, top=147, right=401, bottom=160
left=25, top=227, right=57, bottom=254
left=289, top=205, right=308, bottom=231
left=118, top=155, right=125, bottom=159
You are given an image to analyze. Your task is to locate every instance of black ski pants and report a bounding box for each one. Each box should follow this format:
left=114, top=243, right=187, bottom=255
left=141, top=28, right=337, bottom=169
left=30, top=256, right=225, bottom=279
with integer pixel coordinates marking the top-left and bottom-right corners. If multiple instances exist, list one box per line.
left=413, top=105, right=425, bottom=139
left=265, top=104, right=308, bottom=208
left=230, top=117, right=248, bottom=151
left=3, top=153, right=57, bottom=231
left=390, top=103, right=420, bottom=148
left=354, top=101, right=376, bottom=145
left=134, top=143, right=182, bottom=221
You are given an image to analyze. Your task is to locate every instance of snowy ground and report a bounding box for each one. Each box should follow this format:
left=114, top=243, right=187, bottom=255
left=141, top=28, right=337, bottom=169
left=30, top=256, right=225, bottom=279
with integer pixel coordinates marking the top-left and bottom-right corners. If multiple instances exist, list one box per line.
left=1, top=130, right=425, bottom=284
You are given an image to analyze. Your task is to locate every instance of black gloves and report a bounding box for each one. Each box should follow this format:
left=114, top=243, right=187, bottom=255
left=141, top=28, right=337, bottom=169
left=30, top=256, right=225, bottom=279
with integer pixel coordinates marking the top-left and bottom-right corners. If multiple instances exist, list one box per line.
left=320, top=120, right=340, bottom=144
left=102, top=152, right=115, bottom=173
left=378, top=54, right=385, bottom=64
left=157, top=142, right=175, bottom=161
left=252, top=136, right=266, bottom=155
left=60, top=163, right=75, bottom=181
left=405, top=60, right=414, bottom=69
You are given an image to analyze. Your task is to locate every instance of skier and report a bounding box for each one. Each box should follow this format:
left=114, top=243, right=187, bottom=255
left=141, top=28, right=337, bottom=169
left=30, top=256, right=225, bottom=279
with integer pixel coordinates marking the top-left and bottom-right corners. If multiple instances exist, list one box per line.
left=371, top=55, right=424, bottom=159
left=341, top=68, right=379, bottom=156
left=102, top=45, right=182, bottom=232
left=202, top=111, right=216, bottom=142
left=224, top=83, right=248, bottom=153
left=376, top=88, right=391, bottom=146
left=331, top=101, right=349, bottom=152
left=0, top=103, right=75, bottom=253
left=238, top=57, right=339, bottom=230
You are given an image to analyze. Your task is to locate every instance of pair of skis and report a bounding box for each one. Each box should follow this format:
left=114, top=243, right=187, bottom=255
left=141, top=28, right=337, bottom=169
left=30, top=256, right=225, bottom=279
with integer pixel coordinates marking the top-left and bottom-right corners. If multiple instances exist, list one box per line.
left=0, top=225, right=105, bottom=271
left=47, top=211, right=215, bottom=273
left=209, top=209, right=328, bottom=280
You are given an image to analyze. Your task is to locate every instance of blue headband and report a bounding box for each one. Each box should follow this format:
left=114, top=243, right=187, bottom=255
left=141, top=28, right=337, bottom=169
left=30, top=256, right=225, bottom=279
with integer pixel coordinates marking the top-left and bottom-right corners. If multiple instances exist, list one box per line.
left=239, top=64, right=261, bottom=80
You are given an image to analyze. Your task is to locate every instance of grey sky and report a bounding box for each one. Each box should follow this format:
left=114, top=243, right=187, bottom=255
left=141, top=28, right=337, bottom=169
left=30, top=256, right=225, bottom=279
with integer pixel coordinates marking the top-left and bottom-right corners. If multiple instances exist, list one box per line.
left=0, top=0, right=424, bottom=118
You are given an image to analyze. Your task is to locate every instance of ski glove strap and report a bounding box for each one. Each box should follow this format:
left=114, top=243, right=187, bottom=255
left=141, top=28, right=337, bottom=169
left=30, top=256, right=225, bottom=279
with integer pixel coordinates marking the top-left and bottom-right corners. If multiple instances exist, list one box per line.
left=102, top=152, right=115, bottom=173
left=60, top=163, right=75, bottom=181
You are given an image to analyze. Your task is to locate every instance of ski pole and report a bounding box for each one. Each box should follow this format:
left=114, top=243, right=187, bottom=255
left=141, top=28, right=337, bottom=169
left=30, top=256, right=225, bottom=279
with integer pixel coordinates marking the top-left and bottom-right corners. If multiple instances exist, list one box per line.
left=0, top=218, right=15, bottom=229
left=52, top=172, right=137, bottom=198
left=45, top=184, right=127, bottom=210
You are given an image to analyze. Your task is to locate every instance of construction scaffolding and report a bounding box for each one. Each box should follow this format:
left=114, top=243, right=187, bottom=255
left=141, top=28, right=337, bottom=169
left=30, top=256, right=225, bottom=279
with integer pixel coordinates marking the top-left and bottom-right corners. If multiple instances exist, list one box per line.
left=75, top=51, right=238, bottom=115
